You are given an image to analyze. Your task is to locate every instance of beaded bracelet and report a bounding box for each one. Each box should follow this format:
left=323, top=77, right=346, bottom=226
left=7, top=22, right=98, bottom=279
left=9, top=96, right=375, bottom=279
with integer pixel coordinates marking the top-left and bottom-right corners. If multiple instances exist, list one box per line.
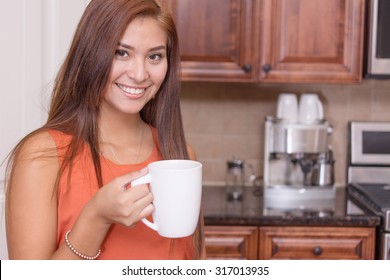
left=65, top=230, right=101, bottom=260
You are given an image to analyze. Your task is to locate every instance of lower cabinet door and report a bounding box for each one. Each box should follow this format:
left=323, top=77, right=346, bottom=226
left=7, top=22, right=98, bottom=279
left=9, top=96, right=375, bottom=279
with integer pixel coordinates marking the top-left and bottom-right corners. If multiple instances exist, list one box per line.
left=205, top=226, right=258, bottom=260
left=259, top=226, right=376, bottom=260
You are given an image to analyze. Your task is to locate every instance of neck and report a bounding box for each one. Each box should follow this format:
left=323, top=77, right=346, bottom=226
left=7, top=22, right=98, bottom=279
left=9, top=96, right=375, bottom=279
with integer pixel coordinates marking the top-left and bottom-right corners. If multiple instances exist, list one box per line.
left=98, top=110, right=144, bottom=144
left=98, top=109, right=148, bottom=164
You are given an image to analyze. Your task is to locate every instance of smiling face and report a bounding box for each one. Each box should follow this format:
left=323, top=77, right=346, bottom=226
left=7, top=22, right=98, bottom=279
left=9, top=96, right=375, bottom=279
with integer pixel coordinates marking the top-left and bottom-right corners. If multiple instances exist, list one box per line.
left=101, top=16, right=168, bottom=116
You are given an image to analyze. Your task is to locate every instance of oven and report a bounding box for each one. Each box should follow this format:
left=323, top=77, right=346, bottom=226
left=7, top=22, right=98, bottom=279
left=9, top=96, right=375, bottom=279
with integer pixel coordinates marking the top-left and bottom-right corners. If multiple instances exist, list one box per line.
left=348, top=121, right=390, bottom=260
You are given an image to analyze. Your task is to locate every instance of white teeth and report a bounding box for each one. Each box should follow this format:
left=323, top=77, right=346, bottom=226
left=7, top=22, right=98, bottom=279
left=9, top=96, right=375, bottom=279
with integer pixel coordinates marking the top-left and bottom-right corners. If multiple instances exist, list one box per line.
left=116, top=83, right=145, bottom=95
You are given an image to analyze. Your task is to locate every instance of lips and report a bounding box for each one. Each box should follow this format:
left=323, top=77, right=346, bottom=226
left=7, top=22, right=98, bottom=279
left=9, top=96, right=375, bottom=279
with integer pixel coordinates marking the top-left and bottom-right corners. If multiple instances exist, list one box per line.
left=116, top=83, right=146, bottom=95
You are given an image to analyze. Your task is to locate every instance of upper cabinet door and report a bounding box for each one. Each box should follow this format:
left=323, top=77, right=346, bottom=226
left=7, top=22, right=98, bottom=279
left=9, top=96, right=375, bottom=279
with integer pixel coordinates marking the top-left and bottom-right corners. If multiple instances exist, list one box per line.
left=259, top=0, right=365, bottom=84
left=160, top=0, right=259, bottom=82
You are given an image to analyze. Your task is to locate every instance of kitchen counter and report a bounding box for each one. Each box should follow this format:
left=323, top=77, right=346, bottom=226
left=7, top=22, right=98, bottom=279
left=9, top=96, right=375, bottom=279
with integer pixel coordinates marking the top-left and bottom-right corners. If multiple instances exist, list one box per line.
left=202, top=186, right=380, bottom=228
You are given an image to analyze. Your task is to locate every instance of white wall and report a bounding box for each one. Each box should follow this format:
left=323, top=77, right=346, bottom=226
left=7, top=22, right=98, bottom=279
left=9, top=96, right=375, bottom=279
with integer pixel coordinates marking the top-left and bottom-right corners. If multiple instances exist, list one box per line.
left=0, top=0, right=89, bottom=260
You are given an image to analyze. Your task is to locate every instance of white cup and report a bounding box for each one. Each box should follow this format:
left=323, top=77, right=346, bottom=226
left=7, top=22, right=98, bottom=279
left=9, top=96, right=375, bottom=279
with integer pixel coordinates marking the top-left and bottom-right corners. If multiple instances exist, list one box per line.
left=298, top=93, right=324, bottom=124
left=131, top=160, right=202, bottom=238
left=276, top=93, right=298, bottom=123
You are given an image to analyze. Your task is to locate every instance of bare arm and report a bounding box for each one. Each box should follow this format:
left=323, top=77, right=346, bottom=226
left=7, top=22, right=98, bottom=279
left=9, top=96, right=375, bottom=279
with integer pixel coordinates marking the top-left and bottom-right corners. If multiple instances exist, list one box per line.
left=6, top=131, right=154, bottom=259
left=6, top=131, right=60, bottom=259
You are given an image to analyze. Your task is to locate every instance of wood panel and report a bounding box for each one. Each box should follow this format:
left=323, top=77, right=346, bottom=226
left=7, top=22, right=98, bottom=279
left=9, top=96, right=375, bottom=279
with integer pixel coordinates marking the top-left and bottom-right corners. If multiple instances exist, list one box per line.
left=160, top=0, right=260, bottom=82
left=259, top=0, right=365, bottom=83
left=259, top=226, right=376, bottom=260
left=205, top=226, right=259, bottom=260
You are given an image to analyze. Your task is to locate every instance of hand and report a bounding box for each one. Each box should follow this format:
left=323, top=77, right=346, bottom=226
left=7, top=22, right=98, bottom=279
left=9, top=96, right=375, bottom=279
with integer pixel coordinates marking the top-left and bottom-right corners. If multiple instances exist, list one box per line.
left=88, top=168, right=155, bottom=227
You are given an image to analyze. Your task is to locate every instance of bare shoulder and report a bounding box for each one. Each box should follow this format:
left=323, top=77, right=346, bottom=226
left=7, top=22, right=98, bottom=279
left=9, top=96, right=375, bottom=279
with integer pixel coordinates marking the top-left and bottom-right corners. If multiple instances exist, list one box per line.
left=11, top=130, right=60, bottom=183
left=186, top=143, right=197, bottom=160
left=16, top=130, right=58, bottom=162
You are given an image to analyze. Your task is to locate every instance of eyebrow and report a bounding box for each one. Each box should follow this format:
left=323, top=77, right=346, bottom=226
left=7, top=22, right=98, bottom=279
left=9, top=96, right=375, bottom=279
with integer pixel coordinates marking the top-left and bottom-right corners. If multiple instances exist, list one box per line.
left=118, top=42, right=166, bottom=52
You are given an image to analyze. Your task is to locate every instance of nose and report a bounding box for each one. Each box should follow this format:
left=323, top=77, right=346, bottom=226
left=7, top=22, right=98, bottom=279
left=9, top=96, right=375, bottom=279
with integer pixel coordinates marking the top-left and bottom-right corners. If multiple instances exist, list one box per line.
left=127, top=58, right=149, bottom=82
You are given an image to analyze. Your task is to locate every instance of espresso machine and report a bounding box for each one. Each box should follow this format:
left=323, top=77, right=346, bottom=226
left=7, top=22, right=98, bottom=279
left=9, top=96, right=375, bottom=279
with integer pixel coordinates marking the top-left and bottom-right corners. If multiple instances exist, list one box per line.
left=263, top=116, right=336, bottom=212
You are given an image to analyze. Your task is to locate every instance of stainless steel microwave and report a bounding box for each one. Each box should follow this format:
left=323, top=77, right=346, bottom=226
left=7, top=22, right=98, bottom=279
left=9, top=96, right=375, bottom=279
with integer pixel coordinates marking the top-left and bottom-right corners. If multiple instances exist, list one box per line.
left=366, top=0, right=390, bottom=77
left=349, top=121, right=390, bottom=165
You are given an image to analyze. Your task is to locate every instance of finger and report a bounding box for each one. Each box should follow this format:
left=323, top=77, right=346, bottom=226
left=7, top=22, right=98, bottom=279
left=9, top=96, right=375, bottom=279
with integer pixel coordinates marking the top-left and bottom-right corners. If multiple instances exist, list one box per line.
left=134, top=190, right=154, bottom=205
left=138, top=203, right=155, bottom=220
left=125, top=194, right=154, bottom=226
left=125, top=203, right=154, bottom=228
left=125, top=184, right=151, bottom=202
left=131, top=191, right=154, bottom=213
left=114, top=167, right=148, bottom=189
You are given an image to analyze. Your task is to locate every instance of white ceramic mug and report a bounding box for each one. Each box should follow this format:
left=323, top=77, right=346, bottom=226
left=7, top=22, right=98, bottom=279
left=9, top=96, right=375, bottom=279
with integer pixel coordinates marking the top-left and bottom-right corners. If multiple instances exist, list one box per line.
left=298, top=93, right=324, bottom=124
left=276, top=93, right=298, bottom=123
left=131, top=160, right=202, bottom=238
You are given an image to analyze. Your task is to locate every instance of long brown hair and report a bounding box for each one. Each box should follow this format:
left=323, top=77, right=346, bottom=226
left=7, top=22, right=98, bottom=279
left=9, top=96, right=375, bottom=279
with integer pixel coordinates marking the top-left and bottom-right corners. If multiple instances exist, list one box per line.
left=6, top=0, right=203, bottom=259
left=47, top=0, right=188, bottom=184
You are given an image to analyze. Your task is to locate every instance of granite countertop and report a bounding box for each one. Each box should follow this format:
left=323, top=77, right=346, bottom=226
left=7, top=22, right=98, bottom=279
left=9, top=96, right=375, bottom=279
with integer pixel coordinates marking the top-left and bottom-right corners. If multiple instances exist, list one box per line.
left=202, top=186, right=381, bottom=227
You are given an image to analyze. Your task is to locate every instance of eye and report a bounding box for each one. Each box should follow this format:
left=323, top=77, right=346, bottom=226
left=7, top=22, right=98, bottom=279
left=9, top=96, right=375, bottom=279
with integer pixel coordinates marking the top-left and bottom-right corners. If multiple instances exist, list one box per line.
left=115, top=49, right=129, bottom=58
left=148, top=53, right=165, bottom=63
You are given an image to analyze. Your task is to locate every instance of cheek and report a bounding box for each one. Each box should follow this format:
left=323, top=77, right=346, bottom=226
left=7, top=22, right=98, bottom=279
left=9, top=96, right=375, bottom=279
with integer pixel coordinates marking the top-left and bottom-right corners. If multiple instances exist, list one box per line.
left=108, top=63, right=122, bottom=81
left=154, top=64, right=168, bottom=85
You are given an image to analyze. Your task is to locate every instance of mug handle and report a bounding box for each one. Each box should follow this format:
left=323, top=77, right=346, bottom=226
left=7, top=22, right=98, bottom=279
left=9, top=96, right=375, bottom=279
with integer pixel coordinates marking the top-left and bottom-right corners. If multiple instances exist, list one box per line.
left=131, top=174, right=158, bottom=231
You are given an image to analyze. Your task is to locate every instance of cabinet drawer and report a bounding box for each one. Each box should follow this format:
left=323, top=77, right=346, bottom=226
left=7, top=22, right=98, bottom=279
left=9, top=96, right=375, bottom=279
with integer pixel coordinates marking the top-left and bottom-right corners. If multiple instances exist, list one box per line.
left=259, top=226, right=375, bottom=260
left=205, top=226, right=258, bottom=260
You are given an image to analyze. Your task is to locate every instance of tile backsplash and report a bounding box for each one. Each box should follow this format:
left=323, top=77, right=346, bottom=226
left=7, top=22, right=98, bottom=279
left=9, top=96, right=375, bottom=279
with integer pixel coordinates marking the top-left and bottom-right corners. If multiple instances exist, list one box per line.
left=180, top=79, right=390, bottom=186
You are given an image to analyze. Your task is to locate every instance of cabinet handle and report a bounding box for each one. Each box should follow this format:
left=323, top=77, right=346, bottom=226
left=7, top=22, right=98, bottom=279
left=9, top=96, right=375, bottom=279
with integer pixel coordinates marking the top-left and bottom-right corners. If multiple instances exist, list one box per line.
left=262, top=64, right=272, bottom=73
left=313, top=246, right=323, bottom=256
left=242, top=64, right=252, bottom=73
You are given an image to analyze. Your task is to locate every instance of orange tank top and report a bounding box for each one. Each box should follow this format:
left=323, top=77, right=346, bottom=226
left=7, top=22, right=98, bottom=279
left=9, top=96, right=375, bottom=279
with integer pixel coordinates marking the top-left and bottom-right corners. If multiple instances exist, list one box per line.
left=49, top=128, right=194, bottom=260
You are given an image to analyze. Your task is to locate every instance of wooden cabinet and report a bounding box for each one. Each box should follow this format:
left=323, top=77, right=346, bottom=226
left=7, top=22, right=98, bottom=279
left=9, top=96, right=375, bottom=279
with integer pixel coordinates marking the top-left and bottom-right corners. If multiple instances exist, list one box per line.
left=205, top=226, right=259, bottom=259
left=259, top=0, right=365, bottom=84
left=259, top=226, right=376, bottom=260
left=160, top=0, right=365, bottom=84
left=205, top=225, right=376, bottom=260
left=160, top=0, right=259, bottom=82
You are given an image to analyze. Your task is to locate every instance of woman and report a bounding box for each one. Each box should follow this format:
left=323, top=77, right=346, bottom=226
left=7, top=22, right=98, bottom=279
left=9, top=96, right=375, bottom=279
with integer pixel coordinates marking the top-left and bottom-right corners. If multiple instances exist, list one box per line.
left=5, top=0, right=204, bottom=260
